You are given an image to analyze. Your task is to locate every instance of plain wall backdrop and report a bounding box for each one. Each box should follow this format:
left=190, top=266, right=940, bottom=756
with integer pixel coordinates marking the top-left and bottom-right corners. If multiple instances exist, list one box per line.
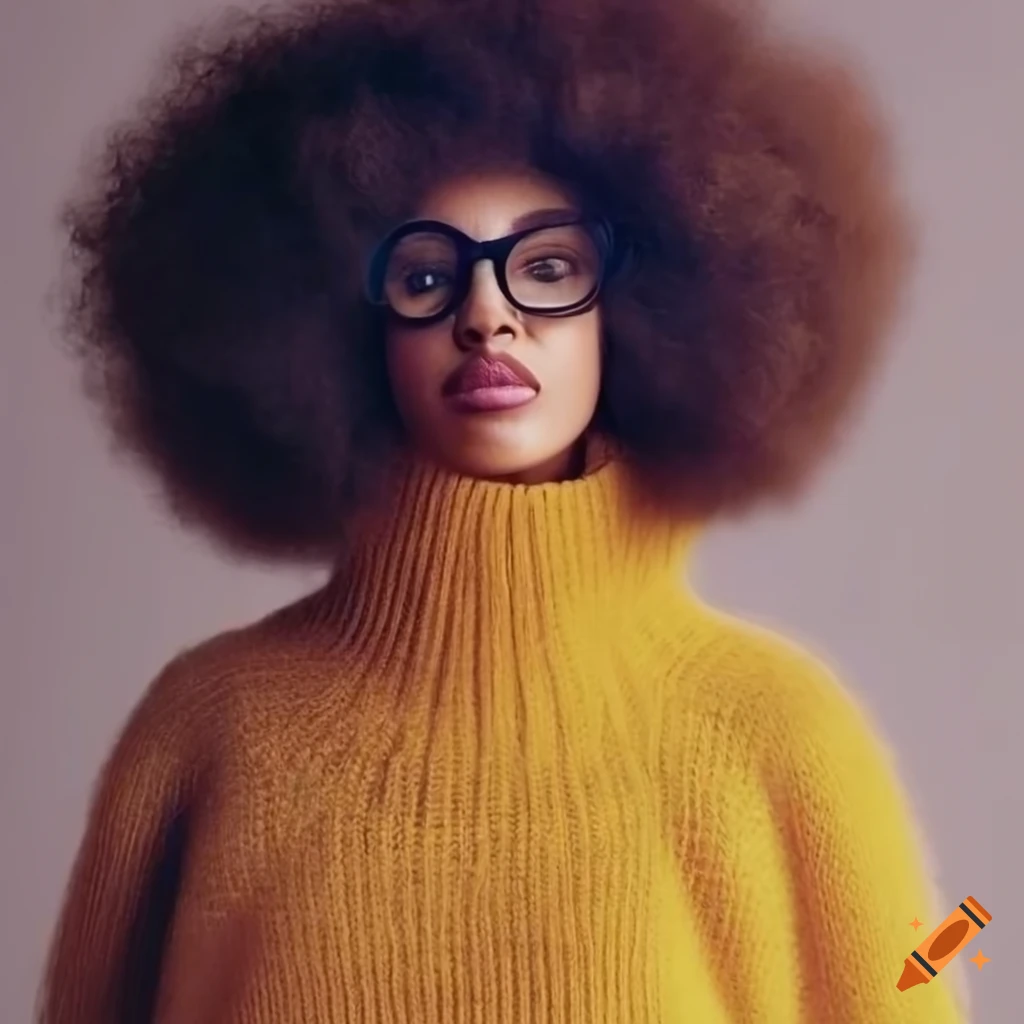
left=1, top=0, right=1020, bottom=1020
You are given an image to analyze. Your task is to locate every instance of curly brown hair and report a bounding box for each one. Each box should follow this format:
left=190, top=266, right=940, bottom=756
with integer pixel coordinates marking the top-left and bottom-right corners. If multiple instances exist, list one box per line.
left=59, top=0, right=912, bottom=561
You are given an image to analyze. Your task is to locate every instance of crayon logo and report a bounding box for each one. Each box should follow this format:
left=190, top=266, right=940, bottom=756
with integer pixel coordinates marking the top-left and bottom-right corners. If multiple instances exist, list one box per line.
left=897, top=896, right=992, bottom=992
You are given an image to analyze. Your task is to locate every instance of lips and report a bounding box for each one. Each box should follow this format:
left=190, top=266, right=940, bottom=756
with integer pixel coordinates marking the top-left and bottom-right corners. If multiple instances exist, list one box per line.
left=442, top=355, right=539, bottom=396
left=441, top=354, right=540, bottom=414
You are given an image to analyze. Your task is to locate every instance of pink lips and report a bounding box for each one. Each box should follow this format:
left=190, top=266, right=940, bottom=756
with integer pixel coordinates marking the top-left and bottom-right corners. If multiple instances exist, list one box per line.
left=442, top=356, right=539, bottom=413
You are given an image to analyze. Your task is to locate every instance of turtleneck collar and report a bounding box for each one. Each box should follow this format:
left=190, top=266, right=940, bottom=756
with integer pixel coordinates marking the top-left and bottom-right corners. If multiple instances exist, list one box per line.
left=318, top=436, right=700, bottom=676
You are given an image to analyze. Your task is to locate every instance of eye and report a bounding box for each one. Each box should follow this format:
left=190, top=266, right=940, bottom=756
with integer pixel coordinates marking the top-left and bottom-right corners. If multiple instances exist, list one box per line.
left=403, top=267, right=451, bottom=296
left=525, top=257, right=576, bottom=283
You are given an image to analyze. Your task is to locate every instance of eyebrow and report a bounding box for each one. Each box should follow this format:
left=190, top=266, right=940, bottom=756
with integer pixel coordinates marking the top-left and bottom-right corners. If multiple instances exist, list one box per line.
left=508, top=207, right=582, bottom=232
left=390, top=206, right=583, bottom=245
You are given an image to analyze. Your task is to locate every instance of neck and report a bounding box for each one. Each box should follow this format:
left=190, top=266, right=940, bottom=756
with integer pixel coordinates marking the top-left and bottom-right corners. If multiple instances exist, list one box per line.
left=318, top=438, right=699, bottom=678
left=486, top=436, right=588, bottom=485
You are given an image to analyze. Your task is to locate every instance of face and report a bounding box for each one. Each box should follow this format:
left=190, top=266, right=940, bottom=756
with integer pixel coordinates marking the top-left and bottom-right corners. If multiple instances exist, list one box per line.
left=381, top=168, right=604, bottom=484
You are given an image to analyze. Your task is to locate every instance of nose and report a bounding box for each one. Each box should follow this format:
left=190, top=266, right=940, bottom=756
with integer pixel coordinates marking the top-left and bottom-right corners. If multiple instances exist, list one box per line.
left=452, top=260, right=522, bottom=350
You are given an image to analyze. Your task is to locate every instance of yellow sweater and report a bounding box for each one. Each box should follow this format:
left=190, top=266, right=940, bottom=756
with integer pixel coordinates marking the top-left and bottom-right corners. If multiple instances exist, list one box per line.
left=40, top=451, right=963, bottom=1024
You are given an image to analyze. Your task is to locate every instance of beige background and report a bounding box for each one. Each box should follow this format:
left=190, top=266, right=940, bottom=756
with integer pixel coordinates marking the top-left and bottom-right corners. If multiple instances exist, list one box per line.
left=1, top=0, right=1019, bottom=1020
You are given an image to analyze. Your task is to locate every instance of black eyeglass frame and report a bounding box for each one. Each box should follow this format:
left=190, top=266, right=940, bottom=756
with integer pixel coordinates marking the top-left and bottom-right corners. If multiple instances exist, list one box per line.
left=363, top=216, right=624, bottom=327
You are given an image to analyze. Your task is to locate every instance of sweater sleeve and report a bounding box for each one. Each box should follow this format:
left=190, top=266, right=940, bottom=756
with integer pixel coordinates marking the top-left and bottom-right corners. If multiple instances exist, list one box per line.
left=760, top=645, right=967, bottom=1024
left=37, top=653, right=203, bottom=1024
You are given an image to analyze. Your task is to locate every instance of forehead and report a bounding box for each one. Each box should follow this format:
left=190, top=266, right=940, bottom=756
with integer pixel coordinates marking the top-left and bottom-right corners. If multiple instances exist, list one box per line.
left=413, top=168, right=579, bottom=241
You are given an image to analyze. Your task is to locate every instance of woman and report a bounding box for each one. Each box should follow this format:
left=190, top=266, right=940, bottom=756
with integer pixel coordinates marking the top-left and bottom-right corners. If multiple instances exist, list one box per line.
left=40, top=0, right=964, bottom=1021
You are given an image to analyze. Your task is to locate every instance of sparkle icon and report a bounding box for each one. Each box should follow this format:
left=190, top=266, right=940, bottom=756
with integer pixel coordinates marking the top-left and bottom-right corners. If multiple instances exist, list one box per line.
left=969, top=950, right=991, bottom=971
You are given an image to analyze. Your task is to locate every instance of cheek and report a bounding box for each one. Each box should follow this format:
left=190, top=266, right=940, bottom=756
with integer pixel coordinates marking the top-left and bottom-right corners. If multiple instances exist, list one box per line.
left=545, top=317, right=603, bottom=404
left=385, top=329, right=448, bottom=412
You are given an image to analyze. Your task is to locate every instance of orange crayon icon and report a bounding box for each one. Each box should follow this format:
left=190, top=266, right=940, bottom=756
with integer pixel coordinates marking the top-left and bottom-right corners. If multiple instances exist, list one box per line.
left=897, top=896, right=992, bottom=992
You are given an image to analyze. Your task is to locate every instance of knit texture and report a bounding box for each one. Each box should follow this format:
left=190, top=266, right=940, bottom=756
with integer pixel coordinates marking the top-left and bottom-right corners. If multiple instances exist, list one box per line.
left=40, top=451, right=964, bottom=1024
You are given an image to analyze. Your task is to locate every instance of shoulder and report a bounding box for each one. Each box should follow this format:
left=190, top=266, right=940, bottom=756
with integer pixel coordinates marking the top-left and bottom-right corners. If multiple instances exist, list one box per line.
left=671, top=603, right=897, bottom=782
left=667, top=605, right=931, bottom=879
left=119, top=586, right=336, bottom=764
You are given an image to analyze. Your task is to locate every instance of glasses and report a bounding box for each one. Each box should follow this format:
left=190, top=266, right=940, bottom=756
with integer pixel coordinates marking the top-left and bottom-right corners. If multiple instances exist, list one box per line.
left=364, top=216, right=619, bottom=326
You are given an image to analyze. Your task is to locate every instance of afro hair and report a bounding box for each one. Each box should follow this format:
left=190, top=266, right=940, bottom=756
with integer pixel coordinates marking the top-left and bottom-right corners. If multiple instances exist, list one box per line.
left=59, top=0, right=913, bottom=561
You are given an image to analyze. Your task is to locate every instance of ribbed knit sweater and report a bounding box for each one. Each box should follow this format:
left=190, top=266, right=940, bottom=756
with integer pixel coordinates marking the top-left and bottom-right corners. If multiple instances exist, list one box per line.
left=40, top=450, right=963, bottom=1024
